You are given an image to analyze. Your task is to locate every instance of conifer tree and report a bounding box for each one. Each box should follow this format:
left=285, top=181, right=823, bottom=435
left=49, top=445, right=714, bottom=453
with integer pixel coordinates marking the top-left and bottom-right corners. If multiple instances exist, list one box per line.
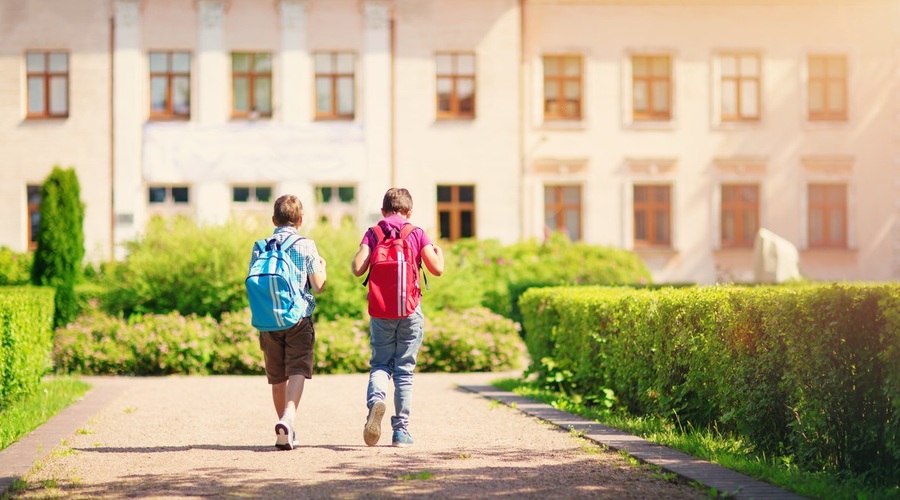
left=31, top=166, right=85, bottom=328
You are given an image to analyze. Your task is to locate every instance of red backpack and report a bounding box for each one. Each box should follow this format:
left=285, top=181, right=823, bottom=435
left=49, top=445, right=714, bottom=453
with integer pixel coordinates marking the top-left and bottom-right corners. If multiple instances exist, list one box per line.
left=363, top=223, right=425, bottom=319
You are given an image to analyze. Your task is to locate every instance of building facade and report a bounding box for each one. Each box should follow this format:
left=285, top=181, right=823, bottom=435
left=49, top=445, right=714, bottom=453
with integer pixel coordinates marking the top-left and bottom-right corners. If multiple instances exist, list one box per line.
left=1, top=0, right=898, bottom=284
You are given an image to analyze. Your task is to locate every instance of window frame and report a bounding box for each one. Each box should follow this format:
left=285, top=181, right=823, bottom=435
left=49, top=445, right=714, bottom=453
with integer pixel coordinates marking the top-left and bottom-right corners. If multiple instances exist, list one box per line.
left=435, top=52, right=476, bottom=120
left=719, top=183, right=760, bottom=248
left=436, top=185, right=476, bottom=241
left=149, top=51, right=191, bottom=120
left=807, top=54, right=848, bottom=122
left=632, top=184, right=672, bottom=248
left=542, top=55, right=583, bottom=121
left=25, top=51, right=69, bottom=118
left=314, top=51, right=356, bottom=120
left=231, top=52, right=273, bottom=119
left=807, top=183, right=848, bottom=249
left=718, top=53, right=761, bottom=123
left=543, top=184, right=583, bottom=241
left=631, top=54, right=672, bottom=122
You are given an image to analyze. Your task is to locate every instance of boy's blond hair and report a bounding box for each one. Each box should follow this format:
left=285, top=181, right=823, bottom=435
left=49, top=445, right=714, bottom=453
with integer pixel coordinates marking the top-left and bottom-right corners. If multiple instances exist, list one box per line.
left=382, top=188, right=413, bottom=215
left=273, top=195, right=303, bottom=226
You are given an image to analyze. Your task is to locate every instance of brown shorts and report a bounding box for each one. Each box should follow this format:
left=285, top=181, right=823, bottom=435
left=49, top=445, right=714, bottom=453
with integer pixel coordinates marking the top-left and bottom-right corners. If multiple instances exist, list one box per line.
left=258, top=317, right=315, bottom=384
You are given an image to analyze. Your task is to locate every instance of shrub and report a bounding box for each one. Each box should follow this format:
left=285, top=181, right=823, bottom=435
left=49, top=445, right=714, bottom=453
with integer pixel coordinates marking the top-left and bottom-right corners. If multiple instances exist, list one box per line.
left=31, top=166, right=85, bottom=328
left=418, top=307, right=526, bottom=372
left=0, top=287, right=55, bottom=412
left=520, top=283, right=900, bottom=484
left=102, top=216, right=261, bottom=320
left=53, top=307, right=525, bottom=376
left=0, top=248, right=32, bottom=286
left=306, top=221, right=369, bottom=321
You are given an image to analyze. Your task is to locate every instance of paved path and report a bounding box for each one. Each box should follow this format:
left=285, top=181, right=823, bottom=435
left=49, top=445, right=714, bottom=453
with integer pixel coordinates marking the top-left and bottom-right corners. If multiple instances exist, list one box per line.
left=1, top=373, right=800, bottom=499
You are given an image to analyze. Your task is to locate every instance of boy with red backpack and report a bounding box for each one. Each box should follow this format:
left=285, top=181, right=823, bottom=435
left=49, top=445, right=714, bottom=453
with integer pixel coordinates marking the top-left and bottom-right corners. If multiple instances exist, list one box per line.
left=351, top=188, right=444, bottom=447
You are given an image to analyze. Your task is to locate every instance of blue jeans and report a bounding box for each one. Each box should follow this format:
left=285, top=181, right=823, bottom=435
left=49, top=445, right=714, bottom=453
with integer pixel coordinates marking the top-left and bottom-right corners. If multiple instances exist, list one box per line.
left=366, top=306, right=424, bottom=432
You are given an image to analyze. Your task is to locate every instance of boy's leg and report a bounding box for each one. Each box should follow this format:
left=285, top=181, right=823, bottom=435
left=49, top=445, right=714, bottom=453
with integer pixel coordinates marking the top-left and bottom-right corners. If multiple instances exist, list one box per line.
left=390, top=307, right=424, bottom=443
left=276, top=319, right=315, bottom=450
left=365, top=318, right=398, bottom=446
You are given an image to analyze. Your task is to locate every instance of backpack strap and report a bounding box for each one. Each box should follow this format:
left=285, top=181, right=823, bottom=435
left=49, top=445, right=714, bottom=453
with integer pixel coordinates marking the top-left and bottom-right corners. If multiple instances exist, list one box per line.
left=264, top=233, right=302, bottom=252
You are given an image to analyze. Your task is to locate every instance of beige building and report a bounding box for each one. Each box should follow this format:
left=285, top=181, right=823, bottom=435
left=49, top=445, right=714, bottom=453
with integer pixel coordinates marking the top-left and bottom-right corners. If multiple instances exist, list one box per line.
left=1, top=0, right=897, bottom=284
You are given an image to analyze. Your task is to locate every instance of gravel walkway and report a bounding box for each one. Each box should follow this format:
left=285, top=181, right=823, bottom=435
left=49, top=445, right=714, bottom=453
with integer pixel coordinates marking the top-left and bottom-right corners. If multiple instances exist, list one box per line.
left=4, top=373, right=707, bottom=499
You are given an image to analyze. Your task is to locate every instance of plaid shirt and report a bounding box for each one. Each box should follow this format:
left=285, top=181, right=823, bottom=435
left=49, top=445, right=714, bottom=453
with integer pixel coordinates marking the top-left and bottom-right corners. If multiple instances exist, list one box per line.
left=248, top=226, right=325, bottom=319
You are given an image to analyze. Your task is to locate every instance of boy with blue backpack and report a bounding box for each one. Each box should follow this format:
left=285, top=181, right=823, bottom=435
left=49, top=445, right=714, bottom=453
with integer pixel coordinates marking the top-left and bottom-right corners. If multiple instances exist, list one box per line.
left=246, top=194, right=327, bottom=451
left=351, top=188, right=444, bottom=447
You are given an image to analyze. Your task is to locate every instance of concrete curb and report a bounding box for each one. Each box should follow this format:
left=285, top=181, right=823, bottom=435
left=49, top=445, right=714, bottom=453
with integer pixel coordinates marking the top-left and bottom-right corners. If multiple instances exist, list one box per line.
left=459, top=384, right=803, bottom=500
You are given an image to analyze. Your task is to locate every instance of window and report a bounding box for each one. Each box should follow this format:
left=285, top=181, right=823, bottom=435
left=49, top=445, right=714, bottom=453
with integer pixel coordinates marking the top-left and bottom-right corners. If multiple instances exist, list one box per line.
left=808, top=183, right=847, bottom=248
left=437, top=185, right=475, bottom=241
left=316, top=185, right=356, bottom=226
left=632, top=55, right=671, bottom=121
left=633, top=184, right=671, bottom=247
left=315, top=52, right=355, bottom=119
left=150, top=51, right=191, bottom=119
left=27, top=185, right=41, bottom=250
left=543, top=55, right=582, bottom=120
left=232, top=185, right=273, bottom=204
left=808, top=55, right=847, bottom=121
left=232, top=52, right=272, bottom=118
left=720, top=54, right=760, bottom=122
left=148, top=185, right=190, bottom=206
left=721, top=184, right=759, bottom=248
left=26, top=51, right=68, bottom=118
left=436, top=53, right=475, bottom=119
left=544, top=185, right=582, bottom=240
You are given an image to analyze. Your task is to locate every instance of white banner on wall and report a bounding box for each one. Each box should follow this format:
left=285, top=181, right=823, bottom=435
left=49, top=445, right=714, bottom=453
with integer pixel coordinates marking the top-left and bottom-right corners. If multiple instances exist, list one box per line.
left=142, top=121, right=366, bottom=183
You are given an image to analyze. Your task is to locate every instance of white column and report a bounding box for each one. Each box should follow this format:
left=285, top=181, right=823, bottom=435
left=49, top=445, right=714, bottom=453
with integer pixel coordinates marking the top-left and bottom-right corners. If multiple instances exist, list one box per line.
left=361, top=0, right=392, bottom=224
left=112, top=0, right=143, bottom=259
left=197, top=0, right=228, bottom=125
left=280, top=0, right=311, bottom=124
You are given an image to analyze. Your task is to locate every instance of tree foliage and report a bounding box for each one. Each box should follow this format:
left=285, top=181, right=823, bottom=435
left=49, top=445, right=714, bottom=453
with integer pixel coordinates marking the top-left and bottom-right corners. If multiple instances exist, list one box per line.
left=31, top=166, right=85, bottom=328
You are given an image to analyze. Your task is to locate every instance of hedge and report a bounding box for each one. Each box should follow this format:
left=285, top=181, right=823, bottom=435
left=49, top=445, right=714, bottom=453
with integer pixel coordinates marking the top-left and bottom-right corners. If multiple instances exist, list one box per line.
left=0, top=287, right=56, bottom=412
left=520, top=284, right=900, bottom=481
left=53, top=306, right=525, bottom=376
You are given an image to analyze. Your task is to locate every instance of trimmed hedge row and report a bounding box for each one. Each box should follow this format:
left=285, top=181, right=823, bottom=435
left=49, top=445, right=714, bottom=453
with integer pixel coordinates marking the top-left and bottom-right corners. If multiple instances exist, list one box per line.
left=520, top=284, right=900, bottom=480
left=53, top=306, right=525, bottom=376
left=0, top=287, right=55, bottom=412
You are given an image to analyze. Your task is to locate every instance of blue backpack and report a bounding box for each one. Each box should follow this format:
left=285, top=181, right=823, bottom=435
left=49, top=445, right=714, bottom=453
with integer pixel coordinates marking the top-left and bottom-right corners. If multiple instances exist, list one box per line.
left=245, top=234, right=304, bottom=331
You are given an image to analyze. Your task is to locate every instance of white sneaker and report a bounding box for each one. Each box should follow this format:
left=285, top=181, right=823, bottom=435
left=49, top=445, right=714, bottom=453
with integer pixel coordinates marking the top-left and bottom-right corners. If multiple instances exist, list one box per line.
left=363, top=400, right=386, bottom=447
left=275, top=419, right=295, bottom=451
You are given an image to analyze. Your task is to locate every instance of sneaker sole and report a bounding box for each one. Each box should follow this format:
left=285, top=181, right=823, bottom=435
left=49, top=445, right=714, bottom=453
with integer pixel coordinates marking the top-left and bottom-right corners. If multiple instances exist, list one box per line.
left=275, top=422, right=294, bottom=451
left=363, top=400, right=386, bottom=447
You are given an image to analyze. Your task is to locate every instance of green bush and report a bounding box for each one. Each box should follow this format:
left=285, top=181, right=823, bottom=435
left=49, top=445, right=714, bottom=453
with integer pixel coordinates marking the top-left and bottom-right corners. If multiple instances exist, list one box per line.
left=102, top=216, right=261, bottom=320
left=0, top=248, right=32, bottom=286
left=418, top=307, right=526, bottom=372
left=0, top=287, right=55, bottom=412
left=53, top=306, right=525, bottom=376
left=477, top=233, right=652, bottom=328
left=306, top=221, right=369, bottom=321
left=520, top=283, right=900, bottom=484
left=31, top=166, right=85, bottom=328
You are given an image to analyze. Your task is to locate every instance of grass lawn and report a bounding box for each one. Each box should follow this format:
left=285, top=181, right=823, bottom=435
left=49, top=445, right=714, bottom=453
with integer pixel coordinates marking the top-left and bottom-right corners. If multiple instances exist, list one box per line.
left=0, top=376, right=92, bottom=452
left=493, top=378, right=899, bottom=500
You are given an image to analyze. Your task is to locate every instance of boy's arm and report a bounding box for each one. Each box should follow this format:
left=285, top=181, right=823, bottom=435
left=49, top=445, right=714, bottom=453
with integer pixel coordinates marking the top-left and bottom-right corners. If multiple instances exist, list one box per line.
left=309, top=259, right=327, bottom=294
left=351, top=245, right=371, bottom=277
left=421, top=244, right=444, bottom=276
left=306, top=242, right=327, bottom=294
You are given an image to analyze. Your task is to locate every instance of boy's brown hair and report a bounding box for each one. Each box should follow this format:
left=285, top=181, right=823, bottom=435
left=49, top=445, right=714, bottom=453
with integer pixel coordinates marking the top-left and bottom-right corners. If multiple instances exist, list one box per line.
left=382, top=188, right=413, bottom=215
left=273, top=195, right=303, bottom=226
